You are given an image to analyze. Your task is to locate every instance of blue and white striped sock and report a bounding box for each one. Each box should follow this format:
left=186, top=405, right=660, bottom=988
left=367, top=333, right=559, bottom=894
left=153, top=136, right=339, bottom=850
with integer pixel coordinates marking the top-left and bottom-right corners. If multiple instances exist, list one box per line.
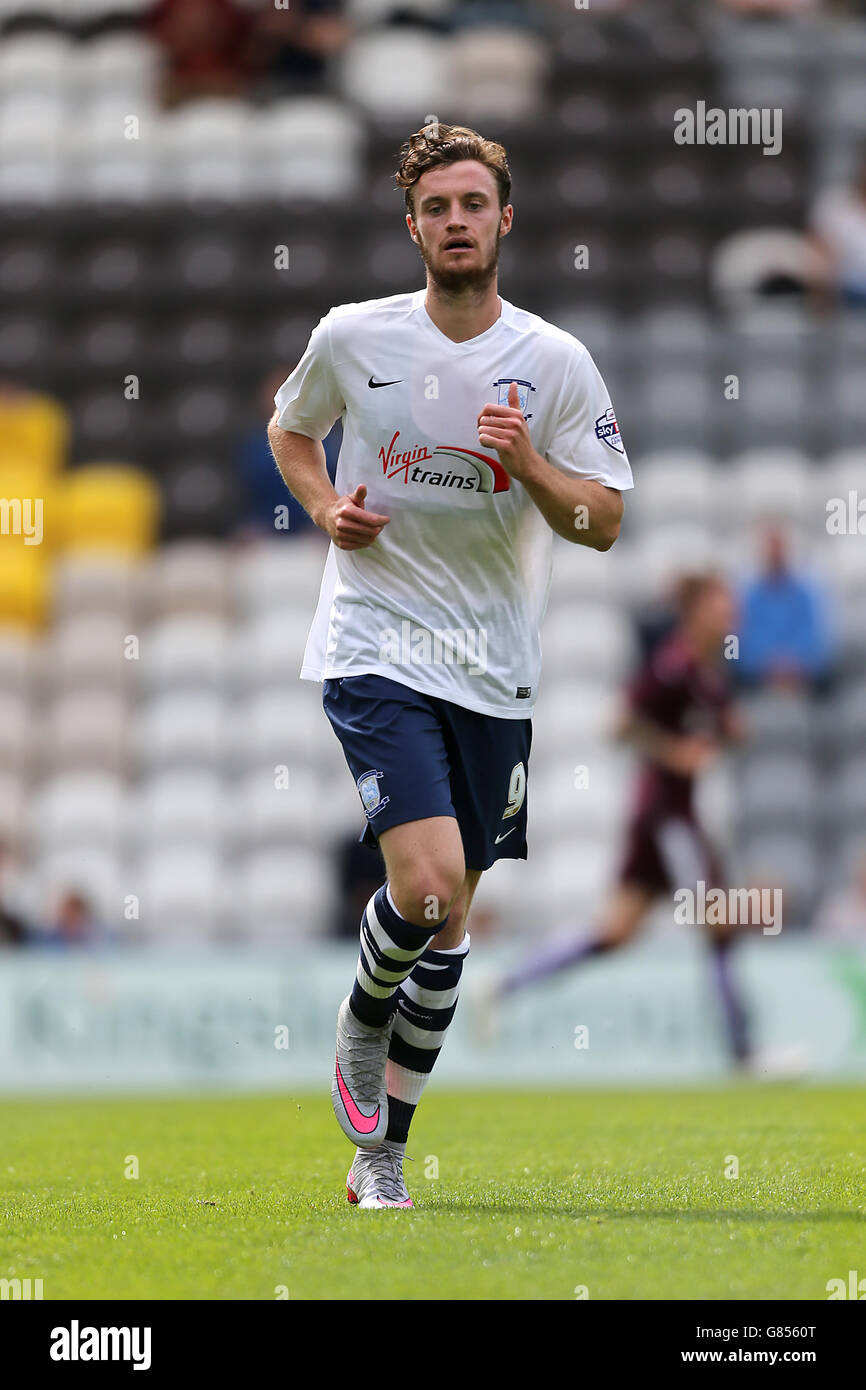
left=350, top=883, right=443, bottom=1028
left=385, top=934, right=470, bottom=1143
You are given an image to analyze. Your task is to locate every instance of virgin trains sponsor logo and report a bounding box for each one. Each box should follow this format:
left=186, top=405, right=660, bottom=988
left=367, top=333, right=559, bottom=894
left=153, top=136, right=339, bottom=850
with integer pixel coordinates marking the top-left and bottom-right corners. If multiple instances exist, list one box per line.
left=378, top=431, right=511, bottom=493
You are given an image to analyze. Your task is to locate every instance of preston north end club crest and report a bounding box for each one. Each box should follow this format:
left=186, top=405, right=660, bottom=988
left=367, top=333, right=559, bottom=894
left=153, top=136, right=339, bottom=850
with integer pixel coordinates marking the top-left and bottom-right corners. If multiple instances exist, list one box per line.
left=494, top=378, right=535, bottom=419
left=357, top=769, right=390, bottom=818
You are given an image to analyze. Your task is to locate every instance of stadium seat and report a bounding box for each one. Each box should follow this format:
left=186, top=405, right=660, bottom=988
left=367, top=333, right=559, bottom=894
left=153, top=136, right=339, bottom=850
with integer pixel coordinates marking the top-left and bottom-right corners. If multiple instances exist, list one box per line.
left=0, top=769, right=25, bottom=849
left=0, top=691, right=31, bottom=777
left=232, top=538, right=329, bottom=616
left=740, top=690, right=816, bottom=753
left=0, top=548, right=50, bottom=631
left=51, top=555, right=141, bottom=622
left=228, top=767, right=332, bottom=851
left=155, top=99, right=251, bottom=203
left=61, top=465, right=161, bottom=556
left=135, top=690, right=227, bottom=771
left=727, top=449, right=811, bottom=528
left=29, top=771, right=127, bottom=855
left=43, top=613, right=133, bottom=697
left=245, top=99, right=364, bottom=202
left=230, top=687, right=329, bottom=773
left=539, top=678, right=617, bottom=750
left=738, top=753, right=819, bottom=832
left=450, top=28, right=548, bottom=120
left=161, top=460, right=239, bottom=540
left=135, top=770, right=227, bottom=851
left=735, top=830, right=819, bottom=925
left=542, top=602, right=635, bottom=683
left=41, top=690, right=130, bottom=776
left=236, top=848, right=333, bottom=940
left=625, top=450, right=717, bottom=529
left=0, top=387, right=68, bottom=476
left=229, top=611, right=320, bottom=694
left=0, top=627, right=35, bottom=697
left=137, top=615, right=230, bottom=694
left=339, top=31, right=453, bottom=117
left=133, top=845, right=231, bottom=940
left=142, top=541, right=232, bottom=620
left=0, top=34, right=70, bottom=98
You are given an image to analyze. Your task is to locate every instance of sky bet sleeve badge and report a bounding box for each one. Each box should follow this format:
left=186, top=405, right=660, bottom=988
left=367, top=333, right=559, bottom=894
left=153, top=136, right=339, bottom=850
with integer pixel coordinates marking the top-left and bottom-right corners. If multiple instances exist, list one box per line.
left=494, top=378, right=535, bottom=419
left=595, top=406, right=624, bottom=453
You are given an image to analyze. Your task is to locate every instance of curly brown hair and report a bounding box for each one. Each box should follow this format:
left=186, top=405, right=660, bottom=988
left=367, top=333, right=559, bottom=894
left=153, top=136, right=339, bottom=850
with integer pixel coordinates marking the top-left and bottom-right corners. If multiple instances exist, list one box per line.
left=395, top=122, right=511, bottom=217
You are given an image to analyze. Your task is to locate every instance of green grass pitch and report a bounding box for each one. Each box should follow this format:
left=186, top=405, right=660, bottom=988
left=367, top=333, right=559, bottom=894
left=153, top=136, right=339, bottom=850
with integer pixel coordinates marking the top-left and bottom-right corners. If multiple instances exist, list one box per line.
left=1, top=1086, right=864, bottom=1300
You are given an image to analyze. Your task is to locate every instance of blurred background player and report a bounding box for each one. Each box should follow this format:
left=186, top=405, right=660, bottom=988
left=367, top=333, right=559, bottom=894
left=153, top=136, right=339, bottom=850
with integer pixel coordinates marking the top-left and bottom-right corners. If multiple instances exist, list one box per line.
left=493, top=573, right=755, bottom=1070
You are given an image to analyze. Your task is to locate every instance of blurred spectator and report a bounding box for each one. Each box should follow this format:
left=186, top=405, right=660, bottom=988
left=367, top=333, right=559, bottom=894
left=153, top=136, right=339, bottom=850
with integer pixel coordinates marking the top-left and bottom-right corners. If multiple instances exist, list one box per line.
left=0, top=842, right=30, bottom=948
left=333, top=833, right=386, bottom=939
left=809, top=148, right=866, bottom=309
left=147, top=0, right=257, bottom=106
left=738, top=524, right=834, bottom=691
left=39, top=890, right=111, bottom=950
left=235, top=367, right=339, bottom=541
left=815, top=845, right=866, bottom=943
left=248, top=0, right=351, bottom=98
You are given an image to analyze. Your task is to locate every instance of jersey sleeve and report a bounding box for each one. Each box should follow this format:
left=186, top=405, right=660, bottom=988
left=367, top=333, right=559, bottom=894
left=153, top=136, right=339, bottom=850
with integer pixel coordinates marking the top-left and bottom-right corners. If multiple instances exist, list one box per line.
left=545, top=345, right=634, bottom=490
left=273, top=313, right=344, bottom=440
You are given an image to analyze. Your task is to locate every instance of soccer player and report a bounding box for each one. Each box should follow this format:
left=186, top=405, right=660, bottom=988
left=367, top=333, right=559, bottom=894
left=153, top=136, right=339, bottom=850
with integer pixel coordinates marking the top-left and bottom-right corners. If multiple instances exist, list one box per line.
left=495, top=573, right=754, bottom=1069
left=267, top=124, right=633, bottom=1207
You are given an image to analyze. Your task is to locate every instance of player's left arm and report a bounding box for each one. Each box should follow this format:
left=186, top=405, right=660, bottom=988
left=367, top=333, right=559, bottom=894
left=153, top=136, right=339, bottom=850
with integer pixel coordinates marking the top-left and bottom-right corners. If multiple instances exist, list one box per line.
left=477, top=380, right=623, bottom=550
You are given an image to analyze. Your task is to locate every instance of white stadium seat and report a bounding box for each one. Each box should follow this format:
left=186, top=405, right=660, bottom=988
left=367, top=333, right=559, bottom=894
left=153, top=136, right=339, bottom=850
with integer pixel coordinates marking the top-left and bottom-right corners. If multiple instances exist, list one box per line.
left=236, top=848, right=334, bottom=940
left=228, top=767, right=333, bottom=851
left=0, top=691, right=32, bottom=776
left=230, top=687, right=329, bottom=771
left=143, top=540, right=232, bottom=620
left=133, top=846, right=231, bottom=940
left=450, top=29, right=548, bottom=120
left=29, top=772, right=128, bottom=855
left=135, top=691, right=227, bottom=771
left=542, top=601, right=635, bottom=682
left=625, top=451, right=717, bottom=529
left=43, top=614, right=133, bottom=696
left=232, top=537, right=329, bottom=616
left=137, top=615, right=231, bottom=693
left=134, top=770, right=228, bottom=851
left=40, top=691, right=130, bottom=776
left=340, top=32, right=453, bottom=118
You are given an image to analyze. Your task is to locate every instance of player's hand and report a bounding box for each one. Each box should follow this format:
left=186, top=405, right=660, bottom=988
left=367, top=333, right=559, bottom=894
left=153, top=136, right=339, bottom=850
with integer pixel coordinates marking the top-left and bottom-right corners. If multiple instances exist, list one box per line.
left=666, top=735, right=719, bottom=777
left=477, top=380, right=537, bottom=480
left=322, top=485, right=390, bottom=551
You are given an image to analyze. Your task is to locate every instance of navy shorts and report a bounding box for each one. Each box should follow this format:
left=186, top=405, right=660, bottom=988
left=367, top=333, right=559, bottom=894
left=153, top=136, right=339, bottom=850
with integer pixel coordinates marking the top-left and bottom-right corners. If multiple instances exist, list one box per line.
left=322, top=673, right=531, bottom=872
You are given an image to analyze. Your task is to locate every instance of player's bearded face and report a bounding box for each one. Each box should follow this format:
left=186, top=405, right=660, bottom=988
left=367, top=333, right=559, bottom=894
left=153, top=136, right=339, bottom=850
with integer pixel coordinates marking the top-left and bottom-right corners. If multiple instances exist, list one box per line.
left=414, top=216, right=503, bottom=292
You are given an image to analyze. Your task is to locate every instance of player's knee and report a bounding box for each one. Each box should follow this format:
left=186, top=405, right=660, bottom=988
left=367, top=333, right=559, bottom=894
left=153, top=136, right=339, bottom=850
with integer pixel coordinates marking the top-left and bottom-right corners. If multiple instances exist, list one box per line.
left=392, top=860, right=465, bottom=930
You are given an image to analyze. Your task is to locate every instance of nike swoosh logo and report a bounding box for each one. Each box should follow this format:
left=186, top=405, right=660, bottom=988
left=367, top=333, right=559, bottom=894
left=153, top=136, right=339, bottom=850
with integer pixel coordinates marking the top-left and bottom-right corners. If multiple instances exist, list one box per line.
left=494, top=828, right=517, bottom=844
left=368, top=377, right=403, bottom=389
left=335, top=1058, right=380, bottom=1134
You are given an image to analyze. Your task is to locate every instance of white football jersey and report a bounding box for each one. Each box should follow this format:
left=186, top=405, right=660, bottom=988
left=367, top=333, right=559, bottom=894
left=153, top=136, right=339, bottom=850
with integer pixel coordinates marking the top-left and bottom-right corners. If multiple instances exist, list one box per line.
left=275, top=290, right=633, bottom=718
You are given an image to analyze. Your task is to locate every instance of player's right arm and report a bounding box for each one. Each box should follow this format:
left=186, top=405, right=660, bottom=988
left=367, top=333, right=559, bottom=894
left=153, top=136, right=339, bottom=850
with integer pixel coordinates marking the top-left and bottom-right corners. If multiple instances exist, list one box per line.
left=267, top=419, right=389, bottom=551
left=268, top=311, right=389, bottom=550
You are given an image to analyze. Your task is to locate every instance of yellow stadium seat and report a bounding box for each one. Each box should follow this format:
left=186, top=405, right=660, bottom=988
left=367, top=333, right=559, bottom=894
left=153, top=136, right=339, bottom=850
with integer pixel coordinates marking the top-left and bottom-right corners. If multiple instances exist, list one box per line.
left=0, top=544, right=50, bottom=630
left=0, top=389, right=68, bottom=478
left=61, top=465, right=161, bottom=556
